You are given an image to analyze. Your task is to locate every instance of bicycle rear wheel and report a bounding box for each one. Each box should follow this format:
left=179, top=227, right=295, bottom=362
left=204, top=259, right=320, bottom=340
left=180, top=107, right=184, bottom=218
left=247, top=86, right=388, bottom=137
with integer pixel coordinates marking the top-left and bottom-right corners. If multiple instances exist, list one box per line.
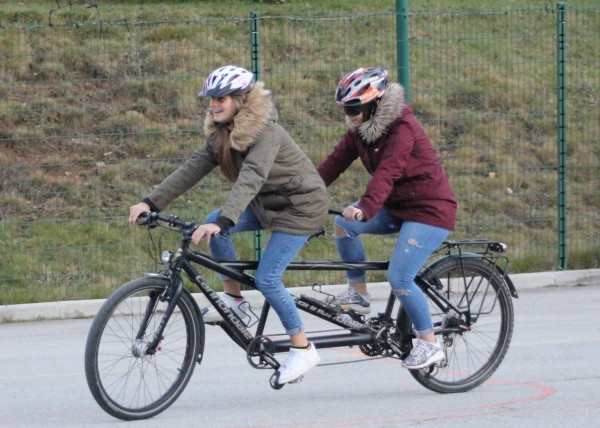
left=84, top=277, right=204, bottom=420
left=396, top=256, right=514, bottom=393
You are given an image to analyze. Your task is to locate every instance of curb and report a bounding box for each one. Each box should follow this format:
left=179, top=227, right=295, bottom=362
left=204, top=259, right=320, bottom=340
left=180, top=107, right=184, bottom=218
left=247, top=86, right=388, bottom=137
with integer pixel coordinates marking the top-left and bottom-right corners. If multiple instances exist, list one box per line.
left=2, top=269, right=599, bottom=323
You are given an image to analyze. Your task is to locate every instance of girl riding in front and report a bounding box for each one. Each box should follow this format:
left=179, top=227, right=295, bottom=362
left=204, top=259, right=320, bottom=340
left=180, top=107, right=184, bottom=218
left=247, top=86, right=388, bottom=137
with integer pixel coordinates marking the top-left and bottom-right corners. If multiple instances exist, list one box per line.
left=129, top=65, right=328, bottom=384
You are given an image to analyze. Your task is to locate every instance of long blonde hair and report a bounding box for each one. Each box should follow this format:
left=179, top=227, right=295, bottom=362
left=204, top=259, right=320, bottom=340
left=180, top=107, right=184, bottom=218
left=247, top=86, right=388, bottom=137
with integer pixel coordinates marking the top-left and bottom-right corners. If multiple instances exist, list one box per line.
left=211, top=93, right=245, bottom=182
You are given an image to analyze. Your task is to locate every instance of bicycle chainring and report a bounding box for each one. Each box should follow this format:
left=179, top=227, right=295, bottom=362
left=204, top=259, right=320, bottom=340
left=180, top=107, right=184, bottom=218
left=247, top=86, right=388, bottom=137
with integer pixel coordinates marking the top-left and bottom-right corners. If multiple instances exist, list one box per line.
left=247, top=336, right=279, bottom=369
left=359, top=318, right=389, bottom=357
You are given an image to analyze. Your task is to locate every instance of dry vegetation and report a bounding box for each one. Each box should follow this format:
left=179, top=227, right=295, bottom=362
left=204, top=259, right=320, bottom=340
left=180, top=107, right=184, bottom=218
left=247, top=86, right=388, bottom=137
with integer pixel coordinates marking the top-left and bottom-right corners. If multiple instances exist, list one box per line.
left=1, top=1, right=598, bottom=304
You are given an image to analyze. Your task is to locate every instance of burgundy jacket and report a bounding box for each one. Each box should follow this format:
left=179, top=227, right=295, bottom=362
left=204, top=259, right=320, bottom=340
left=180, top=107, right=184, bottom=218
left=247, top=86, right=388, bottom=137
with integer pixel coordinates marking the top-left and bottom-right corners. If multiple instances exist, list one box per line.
left=317, top=83, right=457, bottom=231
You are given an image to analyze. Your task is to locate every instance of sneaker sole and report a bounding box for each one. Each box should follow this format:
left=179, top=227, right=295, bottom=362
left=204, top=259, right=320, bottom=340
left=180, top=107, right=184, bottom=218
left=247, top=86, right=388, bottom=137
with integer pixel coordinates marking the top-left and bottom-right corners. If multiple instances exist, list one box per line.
left=339, top=303, right=371, bottom=314
left=201, top=307, right=224, bottom=323
left=201, top=306, right=251, bottom=324
left=277, top=359, right=320, bottom=384
left=402, top=350, right=445, bottom=370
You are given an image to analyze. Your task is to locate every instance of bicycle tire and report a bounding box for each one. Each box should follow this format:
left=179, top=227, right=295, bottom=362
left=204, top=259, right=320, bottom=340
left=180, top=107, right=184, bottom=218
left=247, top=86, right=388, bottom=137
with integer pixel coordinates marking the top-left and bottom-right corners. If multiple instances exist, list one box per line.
left=396, top=256, right=514, bottom=393
left=84, top=277, right=204, bottom=420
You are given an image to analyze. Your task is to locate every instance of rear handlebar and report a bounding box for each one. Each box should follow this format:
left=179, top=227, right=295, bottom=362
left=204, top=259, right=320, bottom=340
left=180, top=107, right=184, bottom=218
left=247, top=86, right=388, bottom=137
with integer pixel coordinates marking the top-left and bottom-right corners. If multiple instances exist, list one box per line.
left=327, top=209, right=364, bottom=221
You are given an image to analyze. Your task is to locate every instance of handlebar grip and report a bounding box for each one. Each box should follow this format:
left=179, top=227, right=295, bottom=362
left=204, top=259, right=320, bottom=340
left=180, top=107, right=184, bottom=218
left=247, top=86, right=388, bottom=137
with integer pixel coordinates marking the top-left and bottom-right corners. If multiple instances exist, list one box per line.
left=136, top=211, right=160, bottom=229
left=328, top=209, right=364, bottom=221
left=135, top=211, right=150, bottom=225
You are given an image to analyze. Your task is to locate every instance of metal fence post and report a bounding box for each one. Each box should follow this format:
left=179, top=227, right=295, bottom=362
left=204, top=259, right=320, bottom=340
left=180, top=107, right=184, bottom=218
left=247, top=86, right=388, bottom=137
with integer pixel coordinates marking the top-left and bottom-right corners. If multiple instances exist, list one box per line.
left=557, top=2, right=567, bottom=269
left=251, top=11, right=262, bottom=261
left=396, top=0, right=411, bottom=102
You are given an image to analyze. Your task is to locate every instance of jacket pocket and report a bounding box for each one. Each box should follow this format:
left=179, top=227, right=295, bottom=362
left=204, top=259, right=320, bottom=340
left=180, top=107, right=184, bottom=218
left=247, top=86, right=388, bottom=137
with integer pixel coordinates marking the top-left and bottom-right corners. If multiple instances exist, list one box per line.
left=258, top=193, right=292, bottom=211
left=276, top=175, right=303, bottom=195
left=389, top=178, right=433, bottom=202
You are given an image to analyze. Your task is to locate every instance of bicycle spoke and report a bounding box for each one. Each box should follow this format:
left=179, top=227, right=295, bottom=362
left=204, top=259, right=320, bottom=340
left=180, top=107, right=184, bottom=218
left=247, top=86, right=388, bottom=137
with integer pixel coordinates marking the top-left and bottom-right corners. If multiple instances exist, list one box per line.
left=85, top=278, right=203, bottom=420
left=399, top=257, right=514, bottom=393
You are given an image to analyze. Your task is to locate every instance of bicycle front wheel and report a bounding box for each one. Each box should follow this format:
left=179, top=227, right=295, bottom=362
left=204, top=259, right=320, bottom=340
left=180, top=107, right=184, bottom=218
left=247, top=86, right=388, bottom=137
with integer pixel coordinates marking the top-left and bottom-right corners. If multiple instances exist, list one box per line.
left=84, top=277, right=204, bottom=420
left=397, top=257, right=514, bottom=393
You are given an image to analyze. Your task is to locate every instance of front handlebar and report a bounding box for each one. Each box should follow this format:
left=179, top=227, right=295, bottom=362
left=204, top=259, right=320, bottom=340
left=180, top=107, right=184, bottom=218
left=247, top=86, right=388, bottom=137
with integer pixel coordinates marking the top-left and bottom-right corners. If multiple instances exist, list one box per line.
left=137, top=211, right=198, bottom=231
left=136, top=210, right=363, bottom=243
left=138, top=209, right=362, bottom=232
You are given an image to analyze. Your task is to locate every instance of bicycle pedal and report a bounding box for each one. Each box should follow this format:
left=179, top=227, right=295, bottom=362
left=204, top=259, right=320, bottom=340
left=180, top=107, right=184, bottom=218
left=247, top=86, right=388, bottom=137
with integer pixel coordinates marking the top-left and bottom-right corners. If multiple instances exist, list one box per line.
left=269, top=372, right=304, bottom=390
left=340, top=308, right=366, bottom=319
left=288, top=375, right=304, bottom=384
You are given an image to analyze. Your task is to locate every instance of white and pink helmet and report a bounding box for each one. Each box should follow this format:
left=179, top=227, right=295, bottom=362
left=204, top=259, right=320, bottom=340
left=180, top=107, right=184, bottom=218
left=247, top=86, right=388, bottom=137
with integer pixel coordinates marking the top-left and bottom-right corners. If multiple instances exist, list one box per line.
left=198, top=65, right=255, bottom=98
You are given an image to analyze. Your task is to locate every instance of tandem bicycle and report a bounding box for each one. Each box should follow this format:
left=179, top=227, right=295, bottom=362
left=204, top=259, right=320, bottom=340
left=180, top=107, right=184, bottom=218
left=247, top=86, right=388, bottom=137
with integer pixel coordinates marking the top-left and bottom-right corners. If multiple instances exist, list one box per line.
left=84, top=210, right=518, bottom=420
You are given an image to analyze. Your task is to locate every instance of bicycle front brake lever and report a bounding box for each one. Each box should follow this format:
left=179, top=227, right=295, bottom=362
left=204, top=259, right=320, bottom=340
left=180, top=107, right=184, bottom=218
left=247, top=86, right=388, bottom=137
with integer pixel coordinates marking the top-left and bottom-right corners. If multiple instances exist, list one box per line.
left=137, top=211, right=160, bottom=229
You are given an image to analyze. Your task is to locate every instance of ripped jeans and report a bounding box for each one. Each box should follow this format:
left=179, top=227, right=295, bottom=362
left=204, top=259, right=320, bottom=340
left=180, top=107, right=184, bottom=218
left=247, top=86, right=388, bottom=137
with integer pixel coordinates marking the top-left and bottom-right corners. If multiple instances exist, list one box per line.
left=334, top=206, right=449, bottom=337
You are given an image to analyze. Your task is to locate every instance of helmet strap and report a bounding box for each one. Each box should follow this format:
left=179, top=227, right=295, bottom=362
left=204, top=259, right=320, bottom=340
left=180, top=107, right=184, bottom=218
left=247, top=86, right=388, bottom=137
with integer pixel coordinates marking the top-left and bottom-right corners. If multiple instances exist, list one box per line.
left=362, top=99, right=380, bottom=121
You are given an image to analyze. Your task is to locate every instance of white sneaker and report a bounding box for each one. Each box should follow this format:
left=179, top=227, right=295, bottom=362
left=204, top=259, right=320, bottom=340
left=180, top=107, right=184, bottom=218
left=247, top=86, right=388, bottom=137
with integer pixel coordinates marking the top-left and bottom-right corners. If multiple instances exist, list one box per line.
left=277, top=342, right=320, bottom=384
left=202, top=293, right=251, bottom=324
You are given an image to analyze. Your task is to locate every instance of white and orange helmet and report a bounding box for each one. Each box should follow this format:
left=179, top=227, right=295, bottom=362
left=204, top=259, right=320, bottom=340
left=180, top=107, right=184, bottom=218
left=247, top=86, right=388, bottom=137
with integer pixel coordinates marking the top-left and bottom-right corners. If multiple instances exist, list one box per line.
left=335, top=66, right=388, bottom=106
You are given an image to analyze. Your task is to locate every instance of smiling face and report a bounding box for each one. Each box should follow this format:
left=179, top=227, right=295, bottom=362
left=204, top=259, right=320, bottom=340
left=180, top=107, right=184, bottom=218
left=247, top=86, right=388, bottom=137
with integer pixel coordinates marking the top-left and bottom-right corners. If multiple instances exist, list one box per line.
left=209, top=95, right=237, bottom=123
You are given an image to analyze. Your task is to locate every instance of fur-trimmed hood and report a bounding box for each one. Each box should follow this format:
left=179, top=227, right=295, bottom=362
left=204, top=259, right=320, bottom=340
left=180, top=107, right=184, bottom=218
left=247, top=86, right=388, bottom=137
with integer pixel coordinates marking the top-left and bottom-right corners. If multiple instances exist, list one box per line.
left=348, top=83, right=406, bottom=144
left=203, top=81, right=274, bottom=151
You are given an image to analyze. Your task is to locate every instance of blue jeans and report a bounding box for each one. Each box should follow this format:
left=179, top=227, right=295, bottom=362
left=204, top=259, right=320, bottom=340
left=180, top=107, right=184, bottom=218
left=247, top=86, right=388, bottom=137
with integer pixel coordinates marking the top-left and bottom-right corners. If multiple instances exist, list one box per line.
left=334, top=206, right=450, bottom=337
left=206, top=206, right=308, bottom=336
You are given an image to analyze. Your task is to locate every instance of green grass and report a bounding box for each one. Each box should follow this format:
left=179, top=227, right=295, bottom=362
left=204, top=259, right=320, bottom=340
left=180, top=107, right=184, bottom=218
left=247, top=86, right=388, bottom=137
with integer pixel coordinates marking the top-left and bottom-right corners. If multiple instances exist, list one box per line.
left=1, top=1, right=599, bottom=304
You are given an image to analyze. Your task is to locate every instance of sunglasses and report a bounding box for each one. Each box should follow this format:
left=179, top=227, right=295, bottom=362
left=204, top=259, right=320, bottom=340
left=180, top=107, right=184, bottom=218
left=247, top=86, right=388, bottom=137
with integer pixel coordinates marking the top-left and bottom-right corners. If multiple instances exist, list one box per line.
left=343, top=105, right=363, bottom=116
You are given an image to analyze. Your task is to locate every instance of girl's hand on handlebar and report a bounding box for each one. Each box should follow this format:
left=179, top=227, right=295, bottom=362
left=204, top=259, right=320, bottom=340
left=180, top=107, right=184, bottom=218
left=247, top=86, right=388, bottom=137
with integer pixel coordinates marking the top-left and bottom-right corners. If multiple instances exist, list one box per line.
left=191, top=223, right=222, bottom=245
left=342, top=206, right=364, bottom=222
left=129, top=202, right=151, bottom=225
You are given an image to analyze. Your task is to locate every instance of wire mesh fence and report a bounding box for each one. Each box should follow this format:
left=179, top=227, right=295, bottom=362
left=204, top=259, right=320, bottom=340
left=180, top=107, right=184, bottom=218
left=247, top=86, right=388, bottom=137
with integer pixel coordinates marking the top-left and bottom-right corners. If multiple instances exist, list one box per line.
left=1, top=3, right=598, bottom=304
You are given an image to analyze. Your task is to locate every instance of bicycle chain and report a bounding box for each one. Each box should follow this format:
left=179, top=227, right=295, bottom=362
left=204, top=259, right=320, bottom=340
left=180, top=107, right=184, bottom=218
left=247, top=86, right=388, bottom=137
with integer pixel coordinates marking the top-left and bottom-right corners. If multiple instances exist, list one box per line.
left=263, top=327, right=349, bottom=337
left=316, top=355, right=391, bottom=367
left=308, top=326, right=394, bottom=366
left=258, top=326, right=395, bottom=366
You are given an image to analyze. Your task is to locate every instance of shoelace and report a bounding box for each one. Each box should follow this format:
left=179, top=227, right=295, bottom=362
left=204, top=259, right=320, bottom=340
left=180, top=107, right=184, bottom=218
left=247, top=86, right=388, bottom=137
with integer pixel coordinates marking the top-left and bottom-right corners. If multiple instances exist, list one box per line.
left=346, top=288, right=362, bottom=301
left=334, top=288, right=363, bottom=304
left=333, top=288, right=350, bottom=302
left=410, top=341, right=435, bottom=358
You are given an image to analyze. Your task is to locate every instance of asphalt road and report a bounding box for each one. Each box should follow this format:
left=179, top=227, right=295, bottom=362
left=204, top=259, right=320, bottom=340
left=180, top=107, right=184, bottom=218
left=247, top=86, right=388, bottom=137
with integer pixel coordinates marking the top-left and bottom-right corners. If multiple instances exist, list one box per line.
left=1, top=284, right=599, bottom=428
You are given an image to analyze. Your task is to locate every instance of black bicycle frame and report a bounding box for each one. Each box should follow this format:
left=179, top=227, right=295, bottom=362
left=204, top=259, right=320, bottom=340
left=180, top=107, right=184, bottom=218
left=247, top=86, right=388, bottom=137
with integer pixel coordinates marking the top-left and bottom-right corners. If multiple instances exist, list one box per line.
left=177, top=250, right=386, bottom=354
left=171, top=240, right=511, bottom=356
left=141, top=209, right=512, bottom=360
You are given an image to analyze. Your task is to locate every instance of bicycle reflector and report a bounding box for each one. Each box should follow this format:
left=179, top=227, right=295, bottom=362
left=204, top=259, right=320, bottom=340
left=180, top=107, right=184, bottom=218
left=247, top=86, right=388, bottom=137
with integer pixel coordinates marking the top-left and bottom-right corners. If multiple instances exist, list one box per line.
left=488, top=242, right=508, bottom=253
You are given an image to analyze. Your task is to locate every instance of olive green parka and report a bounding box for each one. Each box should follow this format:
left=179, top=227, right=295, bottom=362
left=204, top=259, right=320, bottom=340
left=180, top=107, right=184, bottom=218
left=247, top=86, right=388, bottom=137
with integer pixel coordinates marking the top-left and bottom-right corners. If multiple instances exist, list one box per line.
left=144, top=82, right=328, bottom=236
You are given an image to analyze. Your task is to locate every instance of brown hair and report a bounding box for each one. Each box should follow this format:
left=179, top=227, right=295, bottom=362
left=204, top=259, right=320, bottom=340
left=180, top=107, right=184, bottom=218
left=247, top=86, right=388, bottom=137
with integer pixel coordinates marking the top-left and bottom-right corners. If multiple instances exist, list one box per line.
left=211, top=94, right=245, bottom=182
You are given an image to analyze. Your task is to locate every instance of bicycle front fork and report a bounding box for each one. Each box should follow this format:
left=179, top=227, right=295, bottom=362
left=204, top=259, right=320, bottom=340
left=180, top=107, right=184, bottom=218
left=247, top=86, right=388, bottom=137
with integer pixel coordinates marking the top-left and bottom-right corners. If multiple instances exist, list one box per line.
left=133, top=276, right=183, bottom=356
